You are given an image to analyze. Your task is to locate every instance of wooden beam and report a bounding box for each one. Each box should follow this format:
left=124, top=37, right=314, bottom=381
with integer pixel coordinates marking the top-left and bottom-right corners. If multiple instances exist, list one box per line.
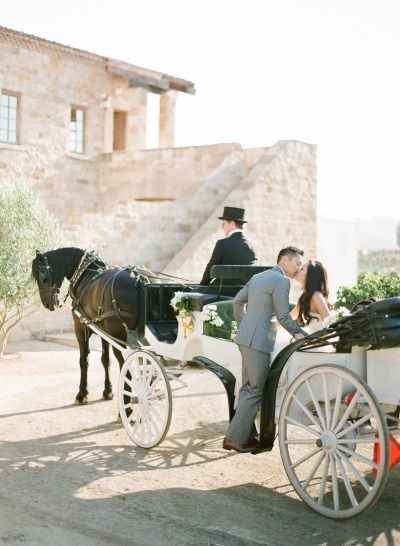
left=106, top=60, right=195, bottom=95
left=168, top=76, right=195, bottom=95
left=128, top=74, right=170, bottom=93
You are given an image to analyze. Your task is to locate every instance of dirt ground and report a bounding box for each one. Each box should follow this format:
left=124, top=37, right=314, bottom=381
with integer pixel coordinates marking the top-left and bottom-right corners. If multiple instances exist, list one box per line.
left=1, top=340, right=400, bottom=546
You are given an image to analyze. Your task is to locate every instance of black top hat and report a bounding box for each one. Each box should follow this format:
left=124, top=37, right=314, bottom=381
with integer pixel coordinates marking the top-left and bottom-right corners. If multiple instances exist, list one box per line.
left=218, top=206, right=247, bottom=223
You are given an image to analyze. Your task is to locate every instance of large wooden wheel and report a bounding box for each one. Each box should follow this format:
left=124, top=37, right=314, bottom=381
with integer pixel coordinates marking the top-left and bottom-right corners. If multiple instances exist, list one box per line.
left=278, top=364, right=390, bottom=519
left=118, top=350, right=172, bottom=448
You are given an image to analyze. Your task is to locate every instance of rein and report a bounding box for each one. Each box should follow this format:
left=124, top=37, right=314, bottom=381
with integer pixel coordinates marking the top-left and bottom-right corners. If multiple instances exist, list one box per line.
left=129, top=265, right=197, bottom=287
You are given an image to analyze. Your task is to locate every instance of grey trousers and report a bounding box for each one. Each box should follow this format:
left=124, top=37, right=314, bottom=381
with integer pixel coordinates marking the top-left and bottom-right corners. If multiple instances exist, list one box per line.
left=226, top=345, right=271, bottom=445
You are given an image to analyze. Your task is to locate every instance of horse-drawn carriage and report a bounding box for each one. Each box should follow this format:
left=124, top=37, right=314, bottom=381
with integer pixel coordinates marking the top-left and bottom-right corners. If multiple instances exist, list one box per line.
left=32, top=249, right=400, bottom=519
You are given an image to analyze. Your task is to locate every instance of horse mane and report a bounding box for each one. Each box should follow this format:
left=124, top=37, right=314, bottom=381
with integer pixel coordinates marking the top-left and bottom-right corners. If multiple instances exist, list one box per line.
left=32, top=247, right=86, bottom=284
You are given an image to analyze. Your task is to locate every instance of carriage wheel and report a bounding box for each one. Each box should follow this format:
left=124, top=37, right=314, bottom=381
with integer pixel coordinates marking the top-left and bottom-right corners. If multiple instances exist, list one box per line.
left=118, top=350, right=172, bottom=448
left=278, top=364, right=389, bottom=519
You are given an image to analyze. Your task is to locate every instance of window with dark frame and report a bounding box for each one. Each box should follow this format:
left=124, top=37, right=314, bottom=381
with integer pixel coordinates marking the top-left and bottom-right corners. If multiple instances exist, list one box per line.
left=69, top=107, right=85, bottom=153
left=0, top=91, right=19, bottom=144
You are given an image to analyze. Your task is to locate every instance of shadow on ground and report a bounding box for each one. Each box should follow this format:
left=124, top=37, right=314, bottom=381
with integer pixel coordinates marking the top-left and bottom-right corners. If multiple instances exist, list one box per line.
left=1, top=414, right=400, bottom=545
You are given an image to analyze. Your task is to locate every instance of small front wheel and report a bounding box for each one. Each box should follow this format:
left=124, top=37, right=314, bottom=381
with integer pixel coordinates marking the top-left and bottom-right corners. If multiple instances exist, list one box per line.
left=118, top=350, right=172, bottom=448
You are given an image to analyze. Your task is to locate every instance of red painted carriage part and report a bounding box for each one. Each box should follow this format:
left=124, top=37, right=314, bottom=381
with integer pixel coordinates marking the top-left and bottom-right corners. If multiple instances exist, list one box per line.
left=373, top=434, right=400, bottom=470
left=344, top=391, right=356, bottom=406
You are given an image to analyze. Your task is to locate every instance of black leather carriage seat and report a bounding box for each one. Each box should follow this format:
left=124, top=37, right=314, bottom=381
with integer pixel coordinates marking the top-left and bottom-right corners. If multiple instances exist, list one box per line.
left=210, top=265, right=271, bottom=284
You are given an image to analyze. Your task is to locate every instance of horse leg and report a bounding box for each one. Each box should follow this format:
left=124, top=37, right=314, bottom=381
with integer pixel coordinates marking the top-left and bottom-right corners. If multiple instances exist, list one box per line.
left=112, top=346, right=125, bottom=372
left=101, top=338, right=113, bottom=400
left=75, top=322, right=90, bottom=404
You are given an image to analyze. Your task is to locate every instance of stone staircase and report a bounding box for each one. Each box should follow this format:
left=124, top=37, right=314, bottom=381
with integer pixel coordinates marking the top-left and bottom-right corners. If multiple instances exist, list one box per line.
left=65, top=150, right=247, bottom=271
left=164, top=140, right=317, bottom=281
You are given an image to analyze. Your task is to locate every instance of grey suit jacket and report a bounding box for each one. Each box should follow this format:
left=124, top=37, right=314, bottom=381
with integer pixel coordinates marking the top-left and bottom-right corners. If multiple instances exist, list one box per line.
left=233, top=265, right=306, bottom=353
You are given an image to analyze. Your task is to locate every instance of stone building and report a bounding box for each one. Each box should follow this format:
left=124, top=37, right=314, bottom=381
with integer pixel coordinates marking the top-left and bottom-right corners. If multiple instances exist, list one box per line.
left=0, top=26, right=317, bottom=340
left=0, top=25, right=196, bottom=219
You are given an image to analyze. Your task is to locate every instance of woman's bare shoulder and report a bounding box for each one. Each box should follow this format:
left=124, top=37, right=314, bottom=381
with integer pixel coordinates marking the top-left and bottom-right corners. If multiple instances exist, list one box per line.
left=310, top=291, right=326, bottom=303
left=310, top=291, right=330, bottom=314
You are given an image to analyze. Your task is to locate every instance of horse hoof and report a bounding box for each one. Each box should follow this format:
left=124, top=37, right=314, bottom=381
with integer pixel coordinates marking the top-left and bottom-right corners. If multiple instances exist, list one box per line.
left=103, top=392, right=114, bottom=400
left=75, top=396, right=88, bottom=405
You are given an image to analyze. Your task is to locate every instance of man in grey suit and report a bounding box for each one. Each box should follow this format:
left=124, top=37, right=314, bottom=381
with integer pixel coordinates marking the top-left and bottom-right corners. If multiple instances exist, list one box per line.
left=223, top=246, right=307, bottom=453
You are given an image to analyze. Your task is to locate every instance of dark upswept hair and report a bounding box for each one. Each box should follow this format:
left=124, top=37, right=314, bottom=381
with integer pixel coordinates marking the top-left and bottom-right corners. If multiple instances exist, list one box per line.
left=277, top=246, right=304, bottom=263
left=297, top=260, right=330, bottom=325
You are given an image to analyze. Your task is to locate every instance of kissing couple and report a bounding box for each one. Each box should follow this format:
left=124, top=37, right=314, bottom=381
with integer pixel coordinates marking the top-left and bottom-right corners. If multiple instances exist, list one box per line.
left=223, top=245, right=332, bottom=453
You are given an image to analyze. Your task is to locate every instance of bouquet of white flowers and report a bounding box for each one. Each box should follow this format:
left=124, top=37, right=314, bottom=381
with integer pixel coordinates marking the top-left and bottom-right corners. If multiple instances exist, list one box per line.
left=201, top=304, right=224, bottom=328
left=170, top=292, right=194, bottom=337
left=170, top=292, right=193, bottom=313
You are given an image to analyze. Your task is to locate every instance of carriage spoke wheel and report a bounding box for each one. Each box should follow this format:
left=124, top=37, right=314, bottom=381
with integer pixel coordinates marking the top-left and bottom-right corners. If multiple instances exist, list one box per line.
left=278, top=364, right=389, bottom=519
left=118, top=350, right=172, bottom=448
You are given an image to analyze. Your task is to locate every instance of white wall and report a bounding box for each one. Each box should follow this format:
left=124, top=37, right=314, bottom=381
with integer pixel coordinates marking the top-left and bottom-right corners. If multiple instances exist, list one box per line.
left=317, top=217, right=358, bottom=301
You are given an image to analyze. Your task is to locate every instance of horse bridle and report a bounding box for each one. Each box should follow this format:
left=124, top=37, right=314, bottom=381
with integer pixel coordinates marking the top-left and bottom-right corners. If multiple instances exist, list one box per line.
left=36, top=252, right=60, bottom=308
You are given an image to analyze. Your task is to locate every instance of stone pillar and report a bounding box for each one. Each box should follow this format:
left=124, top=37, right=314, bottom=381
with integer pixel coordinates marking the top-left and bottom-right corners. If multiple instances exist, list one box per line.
left=159, top=90, right=177, bottom=148
left=128, top=88, right=147, bottom=150
left=103, top=96, right=113, bottom=154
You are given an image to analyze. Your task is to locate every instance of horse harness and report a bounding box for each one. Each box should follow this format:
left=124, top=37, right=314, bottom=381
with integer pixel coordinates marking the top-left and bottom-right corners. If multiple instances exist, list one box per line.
left=68, top=251, right=150, bottom=336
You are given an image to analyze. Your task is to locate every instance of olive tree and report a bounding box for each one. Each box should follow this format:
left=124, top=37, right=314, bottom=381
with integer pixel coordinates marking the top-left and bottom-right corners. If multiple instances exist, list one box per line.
left=0, top=182, right=60, bottom=357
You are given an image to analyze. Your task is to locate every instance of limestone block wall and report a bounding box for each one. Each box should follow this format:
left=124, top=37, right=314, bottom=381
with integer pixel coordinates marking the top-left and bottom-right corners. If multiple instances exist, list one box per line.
left=0, top=39, right=107, bottom=156
left=164, top=140, right=317, bottom=280
left=159, top=91, right=177, bottom=148
left=97, top=143, right=243, bottom=206
left=0, top=38, right=148, bottom=222
left=11, top=305, right=74, bottom=342
left=66, top=151, right=247, bottom=271
left=10, top=149, right=249, bottom=341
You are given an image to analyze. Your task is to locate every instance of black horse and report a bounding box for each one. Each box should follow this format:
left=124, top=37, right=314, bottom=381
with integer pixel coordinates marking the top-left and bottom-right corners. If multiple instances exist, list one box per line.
left=32, top=247, right=142, bottom=404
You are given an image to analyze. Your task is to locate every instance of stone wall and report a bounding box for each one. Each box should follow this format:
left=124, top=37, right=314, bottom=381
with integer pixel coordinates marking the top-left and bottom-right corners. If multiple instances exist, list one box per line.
left=97, top=143, right=243, bottom=207
left=0, top=38, right=150, bottom=221
left=165, top=141, right=317, bottom=280
left=358, top=249, right=400, bottom=275
left=66, top=151, right=247, bottom=270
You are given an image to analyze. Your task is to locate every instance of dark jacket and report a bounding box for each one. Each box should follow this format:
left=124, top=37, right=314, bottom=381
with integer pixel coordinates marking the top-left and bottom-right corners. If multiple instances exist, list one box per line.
left=200, top=231, right=256, bottom=285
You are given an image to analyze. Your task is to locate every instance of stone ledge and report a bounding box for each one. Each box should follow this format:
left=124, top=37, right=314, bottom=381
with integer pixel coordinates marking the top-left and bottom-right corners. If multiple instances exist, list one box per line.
left=65, top=152, right=93, bottom=162
left=0, top=142, right=29, bottom=152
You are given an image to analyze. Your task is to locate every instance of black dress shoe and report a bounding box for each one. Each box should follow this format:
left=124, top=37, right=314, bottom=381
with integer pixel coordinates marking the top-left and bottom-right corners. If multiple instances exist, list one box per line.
left=222, top=437, right=259, bottom=453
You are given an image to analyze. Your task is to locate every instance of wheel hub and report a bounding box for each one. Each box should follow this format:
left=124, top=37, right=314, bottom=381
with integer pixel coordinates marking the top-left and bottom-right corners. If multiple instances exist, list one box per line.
left=316, top=431, right=337, bottom=452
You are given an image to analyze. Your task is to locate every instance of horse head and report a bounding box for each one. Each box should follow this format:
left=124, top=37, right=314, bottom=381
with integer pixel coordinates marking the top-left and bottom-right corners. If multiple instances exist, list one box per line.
left=32, top=247, right=96, bottom=311
left=31, top=250, right=62, bottom=310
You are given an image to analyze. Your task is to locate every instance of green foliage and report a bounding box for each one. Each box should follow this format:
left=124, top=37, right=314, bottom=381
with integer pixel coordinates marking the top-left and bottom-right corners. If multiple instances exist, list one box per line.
left=335, top=272, right=400, bottom=310
left=0, top=182, right=60, bottom=353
